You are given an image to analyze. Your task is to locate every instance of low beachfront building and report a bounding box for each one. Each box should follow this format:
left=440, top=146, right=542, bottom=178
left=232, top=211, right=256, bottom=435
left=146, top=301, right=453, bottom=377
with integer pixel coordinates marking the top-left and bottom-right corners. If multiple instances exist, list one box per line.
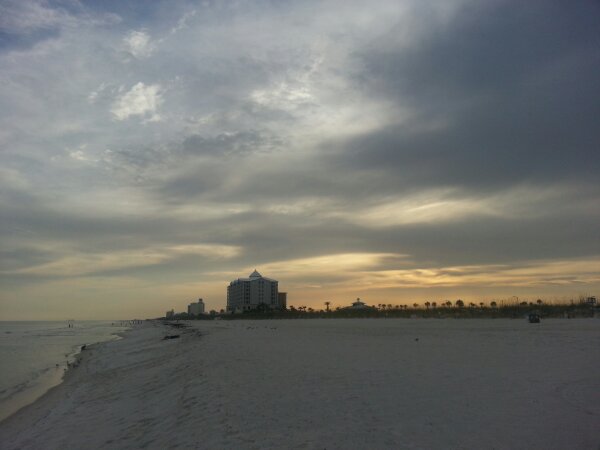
left=165, top=309, right=175, bottom=319
left=347, top=298, right=373, bottom=310
left=188, top=298, right=205, bottom=316
left=227, top=270, right=280, bottom=312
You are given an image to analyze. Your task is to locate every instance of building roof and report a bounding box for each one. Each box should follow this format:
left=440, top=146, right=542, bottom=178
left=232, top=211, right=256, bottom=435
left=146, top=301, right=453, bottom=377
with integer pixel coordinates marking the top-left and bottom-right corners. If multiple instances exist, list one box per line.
left=229, top=269, right=277, bottom=284
left=346, top=298, right=373, bottom=309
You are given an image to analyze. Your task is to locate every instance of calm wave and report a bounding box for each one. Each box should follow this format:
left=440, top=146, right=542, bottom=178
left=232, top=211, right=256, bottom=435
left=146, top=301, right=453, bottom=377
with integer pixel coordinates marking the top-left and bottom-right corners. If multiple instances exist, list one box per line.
left=0, top=321, right=129, bottom=421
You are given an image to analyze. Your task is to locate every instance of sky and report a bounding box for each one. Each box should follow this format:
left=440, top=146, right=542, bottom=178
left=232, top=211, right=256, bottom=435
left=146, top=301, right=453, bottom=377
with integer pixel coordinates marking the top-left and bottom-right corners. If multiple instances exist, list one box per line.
left=1, top=0, right=599, bottom=319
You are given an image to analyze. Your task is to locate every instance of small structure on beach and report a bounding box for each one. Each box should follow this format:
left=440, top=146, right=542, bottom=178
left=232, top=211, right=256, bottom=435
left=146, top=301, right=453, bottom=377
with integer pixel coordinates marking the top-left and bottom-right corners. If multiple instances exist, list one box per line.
left=347, top=298, right=373, bottom=310
left=528, top=312, right=541, bottom=323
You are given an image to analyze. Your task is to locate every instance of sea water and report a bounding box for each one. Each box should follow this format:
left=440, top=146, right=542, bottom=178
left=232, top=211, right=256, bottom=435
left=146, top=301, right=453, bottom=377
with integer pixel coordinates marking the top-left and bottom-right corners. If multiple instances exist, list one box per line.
left=0, top=321, right=129, bottom=422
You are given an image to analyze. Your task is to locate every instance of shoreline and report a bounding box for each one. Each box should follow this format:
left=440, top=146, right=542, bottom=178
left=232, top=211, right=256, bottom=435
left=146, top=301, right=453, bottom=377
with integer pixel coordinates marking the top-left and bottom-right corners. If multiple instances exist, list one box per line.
left=0, top=327, right=131, bottom=425
left=0, top=320, right=198, bottom=449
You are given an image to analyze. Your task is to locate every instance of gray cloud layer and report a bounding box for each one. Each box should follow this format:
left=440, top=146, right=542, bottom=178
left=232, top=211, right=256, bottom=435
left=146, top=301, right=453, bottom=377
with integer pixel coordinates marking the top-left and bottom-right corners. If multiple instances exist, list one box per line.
left=1, top=0, right=599, bottom=317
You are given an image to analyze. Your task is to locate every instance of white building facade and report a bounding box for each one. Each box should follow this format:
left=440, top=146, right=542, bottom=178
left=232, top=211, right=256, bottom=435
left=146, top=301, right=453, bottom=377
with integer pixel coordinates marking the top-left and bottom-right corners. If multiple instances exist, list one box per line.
left=227, top=270, right=280, bottom=312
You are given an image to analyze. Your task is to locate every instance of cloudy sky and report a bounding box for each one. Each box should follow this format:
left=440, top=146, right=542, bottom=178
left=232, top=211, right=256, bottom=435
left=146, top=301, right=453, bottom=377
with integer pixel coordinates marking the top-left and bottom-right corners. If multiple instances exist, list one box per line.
left=1, top=0, right=599, bottom=319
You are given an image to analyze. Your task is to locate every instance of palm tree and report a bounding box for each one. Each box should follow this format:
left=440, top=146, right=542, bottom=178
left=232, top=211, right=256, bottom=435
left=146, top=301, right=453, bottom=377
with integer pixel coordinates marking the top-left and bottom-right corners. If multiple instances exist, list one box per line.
left=455, top=299, right=465, bottom=308
left=536, top=299, right=543, bottom=305
left=432, top=302, right=437, bottom=309
left=445, top=301, right=452, bottom=308
left=490, top=301, right=497, bottom=308
left=324, top=301, right=331, bottom=312
left=413, top=303, right=419, bottom=309
left=479, top=302, right=485, bottom=308
left=424, top=301, right=430, bottom=310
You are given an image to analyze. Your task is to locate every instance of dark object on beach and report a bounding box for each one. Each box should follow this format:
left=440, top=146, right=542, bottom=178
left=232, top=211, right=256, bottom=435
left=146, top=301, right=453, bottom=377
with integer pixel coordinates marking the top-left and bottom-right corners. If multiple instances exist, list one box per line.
left=81, top=345, right=86, bottom=351
left=163, top=335, right=180, bottom=340
left=528, top=313, right=541, bottom=323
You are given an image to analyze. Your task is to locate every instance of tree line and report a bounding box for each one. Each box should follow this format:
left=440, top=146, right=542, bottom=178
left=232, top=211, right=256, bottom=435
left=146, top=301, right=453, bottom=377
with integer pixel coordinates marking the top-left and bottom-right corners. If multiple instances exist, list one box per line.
left=167, top=296, right=597, bottom=320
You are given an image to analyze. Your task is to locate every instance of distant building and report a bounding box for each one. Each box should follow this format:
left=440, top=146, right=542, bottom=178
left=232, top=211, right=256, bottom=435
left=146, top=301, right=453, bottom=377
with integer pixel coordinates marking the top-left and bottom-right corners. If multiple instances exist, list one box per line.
left=347, top=298, right=373, bottom=310
left=188, top=298, right=206, bottom=315
left=278, top=292, right=287, bottom=310
left=227, top=270, right=281, bottom=312
left=165, top=309, right=175, bottom=319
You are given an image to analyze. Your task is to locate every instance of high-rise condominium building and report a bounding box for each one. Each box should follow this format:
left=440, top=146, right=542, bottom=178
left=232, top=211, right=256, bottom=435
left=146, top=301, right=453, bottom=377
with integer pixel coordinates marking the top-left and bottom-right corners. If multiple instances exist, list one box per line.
left=227, top=270, right=280, bottom=312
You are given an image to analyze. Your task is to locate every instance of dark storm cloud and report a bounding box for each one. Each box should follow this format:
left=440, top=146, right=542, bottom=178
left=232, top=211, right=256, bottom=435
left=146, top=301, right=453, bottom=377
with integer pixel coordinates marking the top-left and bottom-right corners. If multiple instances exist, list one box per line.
left=182, top=130, right=279, bottom=157
left=364, top=1, right=600, bottom=106
left=333, top=0, right=600, bottom=192
left=224, top=205, right=600, bottom=268
left=368, top=213, right=600, bottom=267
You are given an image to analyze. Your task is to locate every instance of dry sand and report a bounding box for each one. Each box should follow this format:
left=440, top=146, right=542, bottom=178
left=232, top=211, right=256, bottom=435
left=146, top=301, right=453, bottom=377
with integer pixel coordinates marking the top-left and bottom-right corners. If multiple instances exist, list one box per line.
left=0, top=318, right=598, bottom=449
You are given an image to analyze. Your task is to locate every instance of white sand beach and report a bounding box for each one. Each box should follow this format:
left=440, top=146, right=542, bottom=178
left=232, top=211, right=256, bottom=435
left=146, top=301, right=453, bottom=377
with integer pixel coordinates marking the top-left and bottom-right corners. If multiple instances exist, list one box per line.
left=0, top=319, right=598, bottom=449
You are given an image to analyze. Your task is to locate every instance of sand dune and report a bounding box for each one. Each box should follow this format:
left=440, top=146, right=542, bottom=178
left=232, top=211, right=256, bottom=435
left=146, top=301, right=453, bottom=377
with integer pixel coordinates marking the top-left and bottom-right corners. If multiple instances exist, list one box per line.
left=0, top=319, right=598, bottom=449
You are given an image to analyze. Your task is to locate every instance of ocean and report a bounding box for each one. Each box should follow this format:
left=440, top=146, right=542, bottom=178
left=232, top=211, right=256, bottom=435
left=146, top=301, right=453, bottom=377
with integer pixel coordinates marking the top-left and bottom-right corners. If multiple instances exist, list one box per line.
left=0, top=321, right=129, bottom=422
